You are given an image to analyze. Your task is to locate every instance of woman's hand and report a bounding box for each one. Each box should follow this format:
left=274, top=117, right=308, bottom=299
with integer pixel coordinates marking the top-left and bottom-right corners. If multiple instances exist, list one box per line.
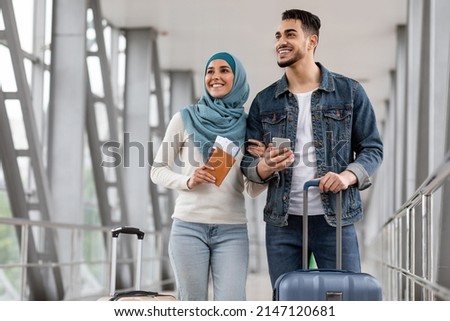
left=247, top=139, right=266, bottom=157
left=187, top=165, right=216, bottom=189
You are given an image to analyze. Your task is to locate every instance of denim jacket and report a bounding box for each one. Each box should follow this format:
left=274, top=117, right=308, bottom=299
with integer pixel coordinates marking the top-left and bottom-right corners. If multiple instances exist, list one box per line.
left=241, top=63, right=383, bottom=227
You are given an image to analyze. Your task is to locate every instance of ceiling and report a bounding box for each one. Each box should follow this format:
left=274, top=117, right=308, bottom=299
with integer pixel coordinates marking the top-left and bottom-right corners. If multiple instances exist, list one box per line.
left=100, top=0, right=408, bottom=123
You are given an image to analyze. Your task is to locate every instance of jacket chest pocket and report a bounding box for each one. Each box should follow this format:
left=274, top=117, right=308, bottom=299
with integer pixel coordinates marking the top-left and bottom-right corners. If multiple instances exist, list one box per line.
left=261, top=112, right=287, bottom=142
left=322, top=106, right=352, bottom=141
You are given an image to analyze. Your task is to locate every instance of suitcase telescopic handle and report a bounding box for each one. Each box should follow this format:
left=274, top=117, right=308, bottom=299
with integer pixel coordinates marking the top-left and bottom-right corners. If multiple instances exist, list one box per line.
left=110, top=226, right=145, bottom=296
left=303, top=179, right=320, bottom=190
left=303, top=180, right=343, bottom=270
left=112, top=226, right=145, bottom=240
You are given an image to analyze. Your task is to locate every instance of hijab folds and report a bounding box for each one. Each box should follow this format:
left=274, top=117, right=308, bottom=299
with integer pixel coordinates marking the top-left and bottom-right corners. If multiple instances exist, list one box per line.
left=180, top=52, right=249, bottom=161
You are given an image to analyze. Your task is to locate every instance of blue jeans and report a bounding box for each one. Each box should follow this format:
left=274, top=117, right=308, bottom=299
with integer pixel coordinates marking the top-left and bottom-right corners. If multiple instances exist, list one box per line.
left=169, top=219, right=249, bottom=300
left=266, top=215, right=361, bottom=288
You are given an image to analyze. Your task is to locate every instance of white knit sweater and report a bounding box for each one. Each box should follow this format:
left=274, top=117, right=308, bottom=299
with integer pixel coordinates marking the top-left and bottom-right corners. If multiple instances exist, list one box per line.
left=150, top=112, right=266, bottom=224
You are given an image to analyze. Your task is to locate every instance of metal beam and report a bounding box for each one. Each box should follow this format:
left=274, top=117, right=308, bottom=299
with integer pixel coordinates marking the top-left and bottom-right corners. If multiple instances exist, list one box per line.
left=0, top=0, right=63, bottom=300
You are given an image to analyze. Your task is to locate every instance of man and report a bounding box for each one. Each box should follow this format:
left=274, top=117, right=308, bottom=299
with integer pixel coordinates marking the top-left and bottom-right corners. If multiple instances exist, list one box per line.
left=241, top=9, right=383, bottom=288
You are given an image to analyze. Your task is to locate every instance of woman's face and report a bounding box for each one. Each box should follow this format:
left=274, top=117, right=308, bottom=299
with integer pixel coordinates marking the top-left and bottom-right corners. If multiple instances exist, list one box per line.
left=204, top=59, right=234, bottom=98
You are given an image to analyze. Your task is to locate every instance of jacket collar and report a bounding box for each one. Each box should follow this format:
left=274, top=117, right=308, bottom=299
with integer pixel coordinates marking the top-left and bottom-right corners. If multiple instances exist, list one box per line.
left=275, top=62, right=335, bottom=98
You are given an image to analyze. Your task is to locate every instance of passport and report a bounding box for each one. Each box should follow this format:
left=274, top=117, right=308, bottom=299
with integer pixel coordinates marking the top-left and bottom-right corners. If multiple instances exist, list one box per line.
left=204, top=136, right=239, bottom=187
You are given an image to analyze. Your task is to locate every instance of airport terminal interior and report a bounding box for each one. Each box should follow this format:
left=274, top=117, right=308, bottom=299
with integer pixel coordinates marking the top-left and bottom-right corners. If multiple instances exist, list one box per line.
left=0, top=0, right=449, bottom=300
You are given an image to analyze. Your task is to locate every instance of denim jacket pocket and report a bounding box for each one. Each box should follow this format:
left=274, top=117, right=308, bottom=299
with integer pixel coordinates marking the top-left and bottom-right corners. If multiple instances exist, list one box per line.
left=322, top=106, right=352, bottom=171
left=261, top=111, right=287, bottom=143
left=323, top=106, right=351, bottom=123
left=322, top=107, right=351, bottom=139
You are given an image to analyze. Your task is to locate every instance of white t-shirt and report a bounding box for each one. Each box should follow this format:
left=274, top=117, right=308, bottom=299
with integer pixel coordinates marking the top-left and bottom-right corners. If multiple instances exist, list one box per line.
left=287, top=91, right=324, bottom=216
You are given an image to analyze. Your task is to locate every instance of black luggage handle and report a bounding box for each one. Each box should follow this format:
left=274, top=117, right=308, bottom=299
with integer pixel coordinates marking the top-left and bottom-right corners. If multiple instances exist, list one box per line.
left=109, top=290, right=158, bottom=301
left=303, top=180, right=343, bottom=270
left=112, top=226, right=145, bottom=240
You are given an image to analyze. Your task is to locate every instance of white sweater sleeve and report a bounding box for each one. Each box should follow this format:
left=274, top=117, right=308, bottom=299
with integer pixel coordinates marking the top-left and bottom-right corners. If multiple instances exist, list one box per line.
left=150, top=113, right=191, bottom=190
left=244, top=176, right=268, bottom=198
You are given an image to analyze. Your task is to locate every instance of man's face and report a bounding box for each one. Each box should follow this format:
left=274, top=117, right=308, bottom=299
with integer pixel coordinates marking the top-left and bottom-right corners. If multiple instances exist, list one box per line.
left=275, top=19, right=309, bottom=68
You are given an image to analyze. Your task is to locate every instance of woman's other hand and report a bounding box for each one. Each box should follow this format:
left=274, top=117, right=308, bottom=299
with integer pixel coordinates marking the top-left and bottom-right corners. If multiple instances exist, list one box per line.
left=247, top=139, right=266, bottom=157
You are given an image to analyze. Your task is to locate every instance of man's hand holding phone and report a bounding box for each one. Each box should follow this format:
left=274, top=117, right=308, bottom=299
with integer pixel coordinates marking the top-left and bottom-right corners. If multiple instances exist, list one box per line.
left=256, top=137, right=295, bottom=180
left=272, top=137, right=292, bottom=150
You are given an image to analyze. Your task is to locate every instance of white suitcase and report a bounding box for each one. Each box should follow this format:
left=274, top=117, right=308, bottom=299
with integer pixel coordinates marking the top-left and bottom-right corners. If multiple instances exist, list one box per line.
left=98, top=226, right=177, bottom=301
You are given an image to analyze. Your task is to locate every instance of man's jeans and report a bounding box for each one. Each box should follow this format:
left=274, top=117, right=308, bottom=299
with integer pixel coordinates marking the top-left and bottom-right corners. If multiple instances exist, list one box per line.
left=266, top=215, right=361, bottom=288
left=169, top=218, right=249, bottom=300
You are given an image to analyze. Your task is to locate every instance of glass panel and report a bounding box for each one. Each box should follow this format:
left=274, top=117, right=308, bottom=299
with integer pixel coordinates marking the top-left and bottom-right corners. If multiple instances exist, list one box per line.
left=87, top=56, right=104, bottom=97
left=5, top=100, right=29, bottom=150
left=0, top=47, right=18, bottom=92
left=12, top=0, right=34, bottom=53
left=0, top=9, right=5, bottom=30
left=0, top=164, right=12, bottom=218
left=103, top=25, right=111, bottom=60
left=17, top=157, right=32, bottom=197
left=45, top=0, right=53, bottom=45
left=83, top=134, right=99, bottom=224
left=107, top=186, right=120, bottom=222
left=86, top=8, right=98, bottom=53
left=0, top=224, right=21, bottom=300
left=103, top=166, right=117, bottom=184
left=42, top=70, right=50, bottom=113
left=23, top=57, right=32, bottom=89
left=78, top=229, right=107, bottom=296
left=43, top=47, right=51, bottom=66
left=149, top=94, right=159, bottom=127
left=117, top=51, right=126, bottom=111
left=94, top=102, right=110, bottom=142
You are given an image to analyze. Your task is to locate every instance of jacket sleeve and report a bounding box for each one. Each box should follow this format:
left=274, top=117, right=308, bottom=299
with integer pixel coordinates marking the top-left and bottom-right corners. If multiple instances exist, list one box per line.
left=347, top=82, right=384, bottom=190
left=240, top=94, right=278, bottom=184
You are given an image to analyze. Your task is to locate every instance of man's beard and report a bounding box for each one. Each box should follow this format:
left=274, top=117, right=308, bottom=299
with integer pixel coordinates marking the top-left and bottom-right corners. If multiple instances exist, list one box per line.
left=277, top=55, right=300, bottom=68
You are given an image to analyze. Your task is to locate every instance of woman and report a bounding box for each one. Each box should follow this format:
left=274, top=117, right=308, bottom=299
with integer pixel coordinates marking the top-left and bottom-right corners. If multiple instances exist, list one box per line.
left=150, top=52, right=265, bottom=300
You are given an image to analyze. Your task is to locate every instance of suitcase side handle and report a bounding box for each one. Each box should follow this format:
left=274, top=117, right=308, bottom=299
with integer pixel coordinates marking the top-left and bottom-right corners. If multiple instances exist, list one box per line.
left=112, top=226, right=145, bottom=240
left=303, top=180, right=343, bottom=270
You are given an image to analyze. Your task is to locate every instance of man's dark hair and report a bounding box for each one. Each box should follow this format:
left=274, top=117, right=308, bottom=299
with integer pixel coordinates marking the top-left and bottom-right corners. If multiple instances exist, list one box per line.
left=282, top=9, right=321, bottom=38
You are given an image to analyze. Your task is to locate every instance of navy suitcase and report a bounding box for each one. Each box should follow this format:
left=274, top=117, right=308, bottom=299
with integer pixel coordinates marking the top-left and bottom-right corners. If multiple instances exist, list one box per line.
left=273, top=180, right=382, bottom=301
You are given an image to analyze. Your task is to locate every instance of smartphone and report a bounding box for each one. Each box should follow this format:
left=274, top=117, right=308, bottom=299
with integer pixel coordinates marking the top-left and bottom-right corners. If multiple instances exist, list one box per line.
left=272, top=137, right=291, bottom=150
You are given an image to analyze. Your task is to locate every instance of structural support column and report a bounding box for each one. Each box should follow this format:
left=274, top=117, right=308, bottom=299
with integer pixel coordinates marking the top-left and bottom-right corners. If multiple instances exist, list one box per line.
left=434, top=0, right=450, bottom=292
left=48, top=0, right=87, bottom=224
left=47, top=1, right=88, bottom=295
left=405, top=0, right=423, bottom=197
left=168, top=70, right=195, bottom=115
left=123, top=28, right=152, bottom=228
left=394, top=25, right=407, bottom=208
left=415, top=0, right=431, bottom=185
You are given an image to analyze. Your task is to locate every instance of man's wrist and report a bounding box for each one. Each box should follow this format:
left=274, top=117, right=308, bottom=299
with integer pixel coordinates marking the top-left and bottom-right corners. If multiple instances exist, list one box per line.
left=257, top=159, right=274, bottom=180
left=342, top=170, right=358, bottom=186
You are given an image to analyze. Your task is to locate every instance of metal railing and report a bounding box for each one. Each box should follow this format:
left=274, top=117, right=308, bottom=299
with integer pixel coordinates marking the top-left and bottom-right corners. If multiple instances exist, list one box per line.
left=377, top=151, right=450, bottom=300
left=0, top=217, right=174, bottom=300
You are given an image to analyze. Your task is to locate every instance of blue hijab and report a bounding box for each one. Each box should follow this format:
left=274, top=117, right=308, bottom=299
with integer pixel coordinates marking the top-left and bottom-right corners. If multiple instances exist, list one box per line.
left=180, top=52, right=249, bottom=161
